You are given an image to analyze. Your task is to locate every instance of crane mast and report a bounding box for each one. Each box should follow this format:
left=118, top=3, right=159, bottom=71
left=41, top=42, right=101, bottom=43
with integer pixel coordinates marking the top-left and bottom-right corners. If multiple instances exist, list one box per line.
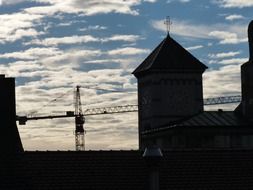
left=74, top=86, right=85, bottom=151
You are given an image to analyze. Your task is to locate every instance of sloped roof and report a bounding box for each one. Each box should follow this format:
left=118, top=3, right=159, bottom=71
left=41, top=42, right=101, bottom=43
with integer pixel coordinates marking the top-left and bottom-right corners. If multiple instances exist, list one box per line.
left=132, top=34, right=207, bottom=77
left=180, top=111, right=250, bottom=126
left=142, top=111, right=252, bottom=135
left=2, top=150, right=253, bottom=190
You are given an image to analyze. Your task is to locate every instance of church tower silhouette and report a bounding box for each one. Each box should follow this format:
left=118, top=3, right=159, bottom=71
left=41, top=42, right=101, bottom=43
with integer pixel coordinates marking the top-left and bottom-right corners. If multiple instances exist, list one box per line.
left=133, top=34, right=207, bottom=149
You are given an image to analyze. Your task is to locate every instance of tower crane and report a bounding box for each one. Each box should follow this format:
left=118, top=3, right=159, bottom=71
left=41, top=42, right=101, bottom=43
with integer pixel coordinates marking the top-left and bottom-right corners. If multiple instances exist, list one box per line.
left=16, top=93, right=242, bottom=151
left=74, top=86, right=85, bottom=151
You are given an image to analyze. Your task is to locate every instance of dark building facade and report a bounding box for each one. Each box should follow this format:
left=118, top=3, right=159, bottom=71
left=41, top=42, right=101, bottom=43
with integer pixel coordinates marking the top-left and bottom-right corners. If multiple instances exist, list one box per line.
left=133, top=21, right=253, bottom=150
left=0, top=75, right=23, bottom=153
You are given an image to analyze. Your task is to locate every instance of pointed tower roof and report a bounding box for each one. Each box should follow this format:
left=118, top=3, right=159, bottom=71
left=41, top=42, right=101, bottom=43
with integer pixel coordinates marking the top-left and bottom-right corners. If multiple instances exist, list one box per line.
left=132, top=34, right=207, bottom=77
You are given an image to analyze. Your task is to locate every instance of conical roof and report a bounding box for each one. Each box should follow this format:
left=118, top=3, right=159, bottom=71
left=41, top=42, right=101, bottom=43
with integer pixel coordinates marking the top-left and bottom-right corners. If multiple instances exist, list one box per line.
left=132, top=34, right=207, bottom=77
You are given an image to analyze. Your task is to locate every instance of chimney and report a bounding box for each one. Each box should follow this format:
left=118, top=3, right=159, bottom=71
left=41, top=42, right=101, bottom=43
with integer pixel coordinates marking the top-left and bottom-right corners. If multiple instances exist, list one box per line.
left=143, top=146, right=163, bottom=190
left=0, top=75, right=23, bottom=154
left=236, top=20, right=253, bottom=120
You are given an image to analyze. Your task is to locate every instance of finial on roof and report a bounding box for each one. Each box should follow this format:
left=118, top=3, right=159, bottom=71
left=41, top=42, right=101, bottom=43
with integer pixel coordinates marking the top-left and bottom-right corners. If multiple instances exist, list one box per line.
left=249, top=20, right=253, bottom=61
left=164, top=16, right=172, bottom=35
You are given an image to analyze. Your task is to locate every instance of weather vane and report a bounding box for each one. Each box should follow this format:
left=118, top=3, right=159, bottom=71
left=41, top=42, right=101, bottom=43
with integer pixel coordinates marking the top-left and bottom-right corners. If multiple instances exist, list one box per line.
left=164, top=16, right=172, bottom=35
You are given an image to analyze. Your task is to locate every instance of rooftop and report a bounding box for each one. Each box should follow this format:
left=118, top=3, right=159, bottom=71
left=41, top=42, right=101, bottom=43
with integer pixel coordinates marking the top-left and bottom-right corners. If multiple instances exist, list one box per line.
left=132, top=34, right=207, bottom=77
left=2, top=149, right=253, bottom=190
left=142, top=111, right=253, bottom=135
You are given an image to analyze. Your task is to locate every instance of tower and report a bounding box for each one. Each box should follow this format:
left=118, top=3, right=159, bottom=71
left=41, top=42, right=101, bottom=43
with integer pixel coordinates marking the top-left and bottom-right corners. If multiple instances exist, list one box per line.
left=132, top=34, right=207, bottom=149
left=74, top=86, right=85, bottom=151
left=0, top=75, right=23, bottom=153
left=238, top=20, right=253, bottom=120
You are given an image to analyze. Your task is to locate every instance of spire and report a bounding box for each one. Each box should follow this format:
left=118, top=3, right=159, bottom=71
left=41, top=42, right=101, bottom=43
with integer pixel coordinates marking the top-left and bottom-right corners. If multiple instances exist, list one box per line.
left=164, top=16, right=172, bottom=36
left=249, top=20, right=253, bottom=61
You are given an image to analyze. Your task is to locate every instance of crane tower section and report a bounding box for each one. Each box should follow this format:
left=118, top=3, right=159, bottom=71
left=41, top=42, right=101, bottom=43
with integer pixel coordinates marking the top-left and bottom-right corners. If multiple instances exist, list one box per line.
left=74, top=86, right=85, bottom=151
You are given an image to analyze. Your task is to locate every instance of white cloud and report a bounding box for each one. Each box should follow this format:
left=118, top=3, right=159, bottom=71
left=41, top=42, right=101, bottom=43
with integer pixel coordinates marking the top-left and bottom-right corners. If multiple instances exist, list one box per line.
left=203, top=64, right=241, bottom=98
left=79, top=25, right=107, bottom=32
left=208, top=31, right=247, bottom=44
left=208, top=51, right=241, bottom=59
left=214, top=0, right=253, bottom=8
left=26, top=34, right=142, bottom=46
left=28, top=35, right=99, bottom=46
left=0, top=47, right=61, bottom=60
left=0, top=0, right=26, bottom=5
left=151, top=19, right=248, bottom=43
left=143, top=0, right=157, bottom=2
left=0, top=0, right=147, bottom=44
left=0, top=0, right=150, bottom=45
left=225, top=14, right=244, bottom=21
left=167, top=0, right=190, bottom=3
left=101, top=35, right=143, bottom=43
left=186, top=45, right=204, bottom=51
left=219, top=58, right=248, bottom=64
left=24, top=0, right=142, bottom=16
left=40, top=49, right=103, bottom=68
left=151, top=19, right=211, bottom=39
left=108, top=47, right=150, bottom=56
left=0, top=12, right=44, bottom=43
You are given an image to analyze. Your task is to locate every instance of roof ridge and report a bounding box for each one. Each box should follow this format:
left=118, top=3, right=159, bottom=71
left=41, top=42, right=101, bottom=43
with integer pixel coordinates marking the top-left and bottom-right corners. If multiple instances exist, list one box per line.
left=145, top=36, right=167, bottom=71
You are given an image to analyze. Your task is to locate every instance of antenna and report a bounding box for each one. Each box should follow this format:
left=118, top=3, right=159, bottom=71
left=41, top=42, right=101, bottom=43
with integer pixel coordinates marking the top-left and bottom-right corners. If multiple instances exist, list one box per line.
left=164, top=16, right=172, bottom=35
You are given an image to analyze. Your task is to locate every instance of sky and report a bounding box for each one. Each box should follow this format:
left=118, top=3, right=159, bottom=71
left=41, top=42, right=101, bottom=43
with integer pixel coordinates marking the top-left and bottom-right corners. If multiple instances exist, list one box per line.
left=0, top=0, right=252, bottom=150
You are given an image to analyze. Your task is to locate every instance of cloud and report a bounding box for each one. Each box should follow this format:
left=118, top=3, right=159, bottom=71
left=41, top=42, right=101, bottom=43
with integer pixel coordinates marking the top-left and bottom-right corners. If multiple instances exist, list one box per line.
left=26, top=34, right=143, bottom=46
left=0, top=0, right=149, bottom=44
left=208, top=51, right=241, bottom=59
left=24, top=0, right=143, bottom=16
left=151, top=19, right=248, bottom=43
left=79, top=25, right=107, bottom=32
left=208, top=31, right=247, bottom=44
left=0, top=0, right=26, bottom=5
left=167, top=0, right=191, bottom=3
left=0, top=12, right=44, bottom=44
left=219, top=58, right=248, bottom=64
left=28, top=35, right=99, bottom=46
left=203, top=64, right=241, bottom=98
left=186, top=45, right=204, bottom=51
left=214, top=0, right=253, bottom=8
left=225, top=14, right=245, bottom=21
left=0, top=47, right=61, bottom=60
left=143, top=0, right=157, bottom=2
left=101, top=35, right=143, bottom=43
left=0, top=0, right=147, bottom=44
left=151, top=19, right=211, bottom=39
left=108, top=47, right=150, bottom=56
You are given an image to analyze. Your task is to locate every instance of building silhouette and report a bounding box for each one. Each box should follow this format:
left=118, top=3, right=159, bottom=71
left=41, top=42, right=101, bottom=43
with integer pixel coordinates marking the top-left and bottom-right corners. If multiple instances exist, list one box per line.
left=1, top=20, right=253, bottom=190
left=133, top=21, right=253, bottom=150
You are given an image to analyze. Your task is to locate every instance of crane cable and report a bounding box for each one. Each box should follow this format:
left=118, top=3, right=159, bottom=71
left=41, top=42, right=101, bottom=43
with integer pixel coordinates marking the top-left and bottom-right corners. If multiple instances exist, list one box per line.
left=28, top=88, right=73, bottom=117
